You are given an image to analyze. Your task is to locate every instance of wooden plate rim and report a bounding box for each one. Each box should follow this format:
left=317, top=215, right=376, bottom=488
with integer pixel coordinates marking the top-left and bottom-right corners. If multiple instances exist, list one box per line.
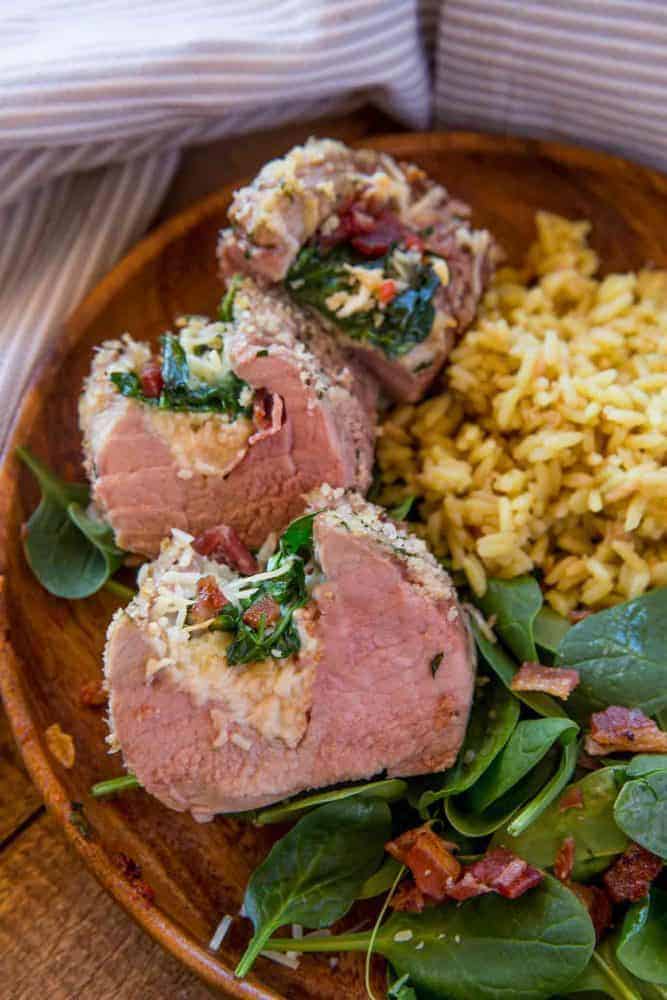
left=2, top=130, right=667, bottom=997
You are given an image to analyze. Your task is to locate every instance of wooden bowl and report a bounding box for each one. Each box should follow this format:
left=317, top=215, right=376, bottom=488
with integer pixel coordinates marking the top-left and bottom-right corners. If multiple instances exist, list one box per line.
left=2, top=132, right=667, bottom=999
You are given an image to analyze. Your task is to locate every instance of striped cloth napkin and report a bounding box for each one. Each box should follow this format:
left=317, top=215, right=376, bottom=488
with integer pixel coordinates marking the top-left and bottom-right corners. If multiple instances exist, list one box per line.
left=2, top=0, right=666, bottom=448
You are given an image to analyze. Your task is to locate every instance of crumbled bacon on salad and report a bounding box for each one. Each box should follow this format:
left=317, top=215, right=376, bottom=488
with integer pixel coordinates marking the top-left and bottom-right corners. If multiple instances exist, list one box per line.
left=193, top=524, right=258, bottom=576
left=553, top=836, right=576, bottom=882
left=387, top=827, right=542, bottom=909
left=510, top=662, right=580, bottom=700
left=602, top=842, right=663, bottom=902
left=243, top=594, right=282, bottom=630
left=585, top=706, right=667, bottom=755
left=558, top=786, right=584, bottom=812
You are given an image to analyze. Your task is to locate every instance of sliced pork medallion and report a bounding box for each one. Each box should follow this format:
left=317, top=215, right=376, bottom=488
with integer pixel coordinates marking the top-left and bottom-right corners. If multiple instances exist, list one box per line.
left=105, top=489, right=475, bottom=819
left=218, top=137, right=498, bottom=401
left=79, top=280, right=376, bottom=556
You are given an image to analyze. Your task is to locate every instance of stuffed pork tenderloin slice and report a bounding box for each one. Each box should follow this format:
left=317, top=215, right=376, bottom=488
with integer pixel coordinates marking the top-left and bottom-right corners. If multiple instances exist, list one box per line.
left=79, top=281, right=376, bottom=557
left=104, top=489, right=476, bottom=820
left=218, top=137, right=499, bottom=402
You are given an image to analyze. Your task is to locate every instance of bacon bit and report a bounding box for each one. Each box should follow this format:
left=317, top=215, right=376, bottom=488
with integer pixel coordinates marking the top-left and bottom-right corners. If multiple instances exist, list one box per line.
left=558, top=786, right=584, bottom=812
left=190, top=575, right=228, bottom=624
left=554, top=836, right=576, bottom=882
left=79, top=679, right=107, bottom=708
left=139, top=360, right=163, bottom=398
left=350, top=209, right=406, bottom=257
left=243, top=594, right=281, bottom=630
left=377, top=279, right=397, bottom=305
left=45, top=723, right=75, bottom=768
left=510, top=661, right=580, bottom=700
left=577, top=748, right=602, bottom=772
left=568, top=609, right=592, bottom=623
left=386, top=825, right=461, bottom=901
left=447, top=848, right=543, bottom=902
left=585, top=706, right=667, bottom=756
left=567, top=881, right=613, bottom=941
left=114, top=852, right=156, bottom=908
left=390, top=879, right=426, bottom=913
left=253, top=388, right=274, bottom=431
left=603, top=843, right=663, bottom=903
left=193, top=524, right=258, bottom=576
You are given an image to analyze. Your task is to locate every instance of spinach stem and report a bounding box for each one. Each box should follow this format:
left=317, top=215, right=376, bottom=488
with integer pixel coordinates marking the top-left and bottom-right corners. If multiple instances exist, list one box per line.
left=90, top=774, right=140, bottom=798
left=104, top=579, right=136, bottom=601
left=365, top=863, right=405, bottom=1000
left=266, top=932, right=371, bottom=954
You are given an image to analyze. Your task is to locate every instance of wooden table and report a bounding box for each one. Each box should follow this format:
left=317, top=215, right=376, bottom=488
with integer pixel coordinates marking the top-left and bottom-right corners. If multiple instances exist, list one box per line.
left=0, top=107, right=399, bottom=999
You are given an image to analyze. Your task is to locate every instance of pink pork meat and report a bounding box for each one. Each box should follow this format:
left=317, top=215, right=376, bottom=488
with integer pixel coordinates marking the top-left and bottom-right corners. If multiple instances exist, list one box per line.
left=79, top=279, right=376, bottom=556
left=104, top=488, right=476, bottom=819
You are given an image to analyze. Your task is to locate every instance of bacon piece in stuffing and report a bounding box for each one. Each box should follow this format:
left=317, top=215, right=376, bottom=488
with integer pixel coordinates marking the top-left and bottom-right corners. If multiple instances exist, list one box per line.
left=554, top=836, right=576, bottom=882
left=139, top=359, right=164, bottom=398
left=193, top=524, right=258, bottom=576
left=447, top=848, right=543, bottom=902
left=585, top=706, right=667, bottom=756
left=558, top=786, right=584, bottom=812
left=189, top=575, right=228, bottom=624
left=250, top=389, right=284, bottom=445
left=243, top=594, right=281, bottom=630
left=391, top=879, right=426, bottom=913
left=510, top=662, right=580, bottom=700
left=602, top=843, right=663, bottom=903
left=567, top=881, right=613, bottom=941
left=386, top=824, right=461, bottom=900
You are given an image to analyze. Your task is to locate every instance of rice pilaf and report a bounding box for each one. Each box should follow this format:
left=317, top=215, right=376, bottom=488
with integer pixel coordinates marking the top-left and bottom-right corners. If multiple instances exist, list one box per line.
left=378, top=212, right=667, bottom=614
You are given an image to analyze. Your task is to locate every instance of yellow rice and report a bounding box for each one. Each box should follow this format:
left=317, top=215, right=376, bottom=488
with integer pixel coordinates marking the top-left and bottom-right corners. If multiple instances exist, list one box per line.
left=378, top=212, right=667, bottom=614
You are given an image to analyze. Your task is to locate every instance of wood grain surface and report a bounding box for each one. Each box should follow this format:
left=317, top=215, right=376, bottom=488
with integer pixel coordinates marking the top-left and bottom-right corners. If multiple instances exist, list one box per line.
left=3, top=119, right=667, bottom=999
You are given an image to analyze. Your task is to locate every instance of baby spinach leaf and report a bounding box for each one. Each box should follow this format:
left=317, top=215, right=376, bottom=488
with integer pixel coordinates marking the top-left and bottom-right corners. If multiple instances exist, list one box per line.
left=388, top=495, right=416, bottom=521
left=418, top=675, right=520, bottom=814
left=235, top=797, right=391, bottom=977
left=617, top=888, right=667, bottom=987
left=493, top=767, right=627, bottom=880
left=276, top=511, right=318, bottom=559
left=478, top=576, right=542, bottom=663
left=569, top=930, right=667, bottom=999
left=470, top=619, right=568, bottom=719
left=624, top=755, right=667, bottom=779
left=358, top=856, right=404, bottom=900
left=534, top=606, right=571, bottom=654
left=268, top=876, right=596, bottom=1000
left=466, top=718, right=578, bottom=813
left=387, top=973, right=417, bottom=1000
left=446, top=752, right=558, bottom=837
left=614, top=770, right=667, bottom=859
left=506, top=736, right=578, bottom=837
left=556, top=589, right=667, bottom=716
left=17, top=447, right=123, bottom=599
left=254, top=777, right=407, bottom=826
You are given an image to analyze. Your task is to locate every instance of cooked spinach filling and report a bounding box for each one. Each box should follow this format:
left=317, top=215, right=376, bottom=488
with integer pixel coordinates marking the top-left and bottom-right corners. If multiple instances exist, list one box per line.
left=285, top=244, right=440, bottom=358
left=210, top=513, right=318, bottom=666
left=110, top=332, right=251, bottom=418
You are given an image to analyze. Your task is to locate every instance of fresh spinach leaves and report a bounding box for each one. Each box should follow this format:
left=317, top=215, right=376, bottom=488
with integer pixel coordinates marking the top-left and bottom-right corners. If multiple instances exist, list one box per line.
left=254, top=777, right=407, bottom=826
left=556, top=589, right=667, bottom=716
left=493, top=767, right=627, bottom=880
left=17, top=448, right=124, bottom=599
left=388, top=495, right=416, bottom=521
left=617, top=888, right=667, bottom=987
left=286, top=245, right=440, bottom=358
left=211, top=513, right=318, bottom=665
left=569, top=929, right=667, bottom=999
left=466, top=718, right=577, bottom=814
left=478, top=576, right=542, bottom=663
left=533, top=606, right=571, bottom=655
left=235, top=798, right=391, bottom=977
left=614, top=770, right=667, bottom=859
left=267, top=876, right=595, bottom=1000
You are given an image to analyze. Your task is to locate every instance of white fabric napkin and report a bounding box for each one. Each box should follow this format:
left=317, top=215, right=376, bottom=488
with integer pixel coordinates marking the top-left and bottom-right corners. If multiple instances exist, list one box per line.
left=2, top=0, right=666, bottom=449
